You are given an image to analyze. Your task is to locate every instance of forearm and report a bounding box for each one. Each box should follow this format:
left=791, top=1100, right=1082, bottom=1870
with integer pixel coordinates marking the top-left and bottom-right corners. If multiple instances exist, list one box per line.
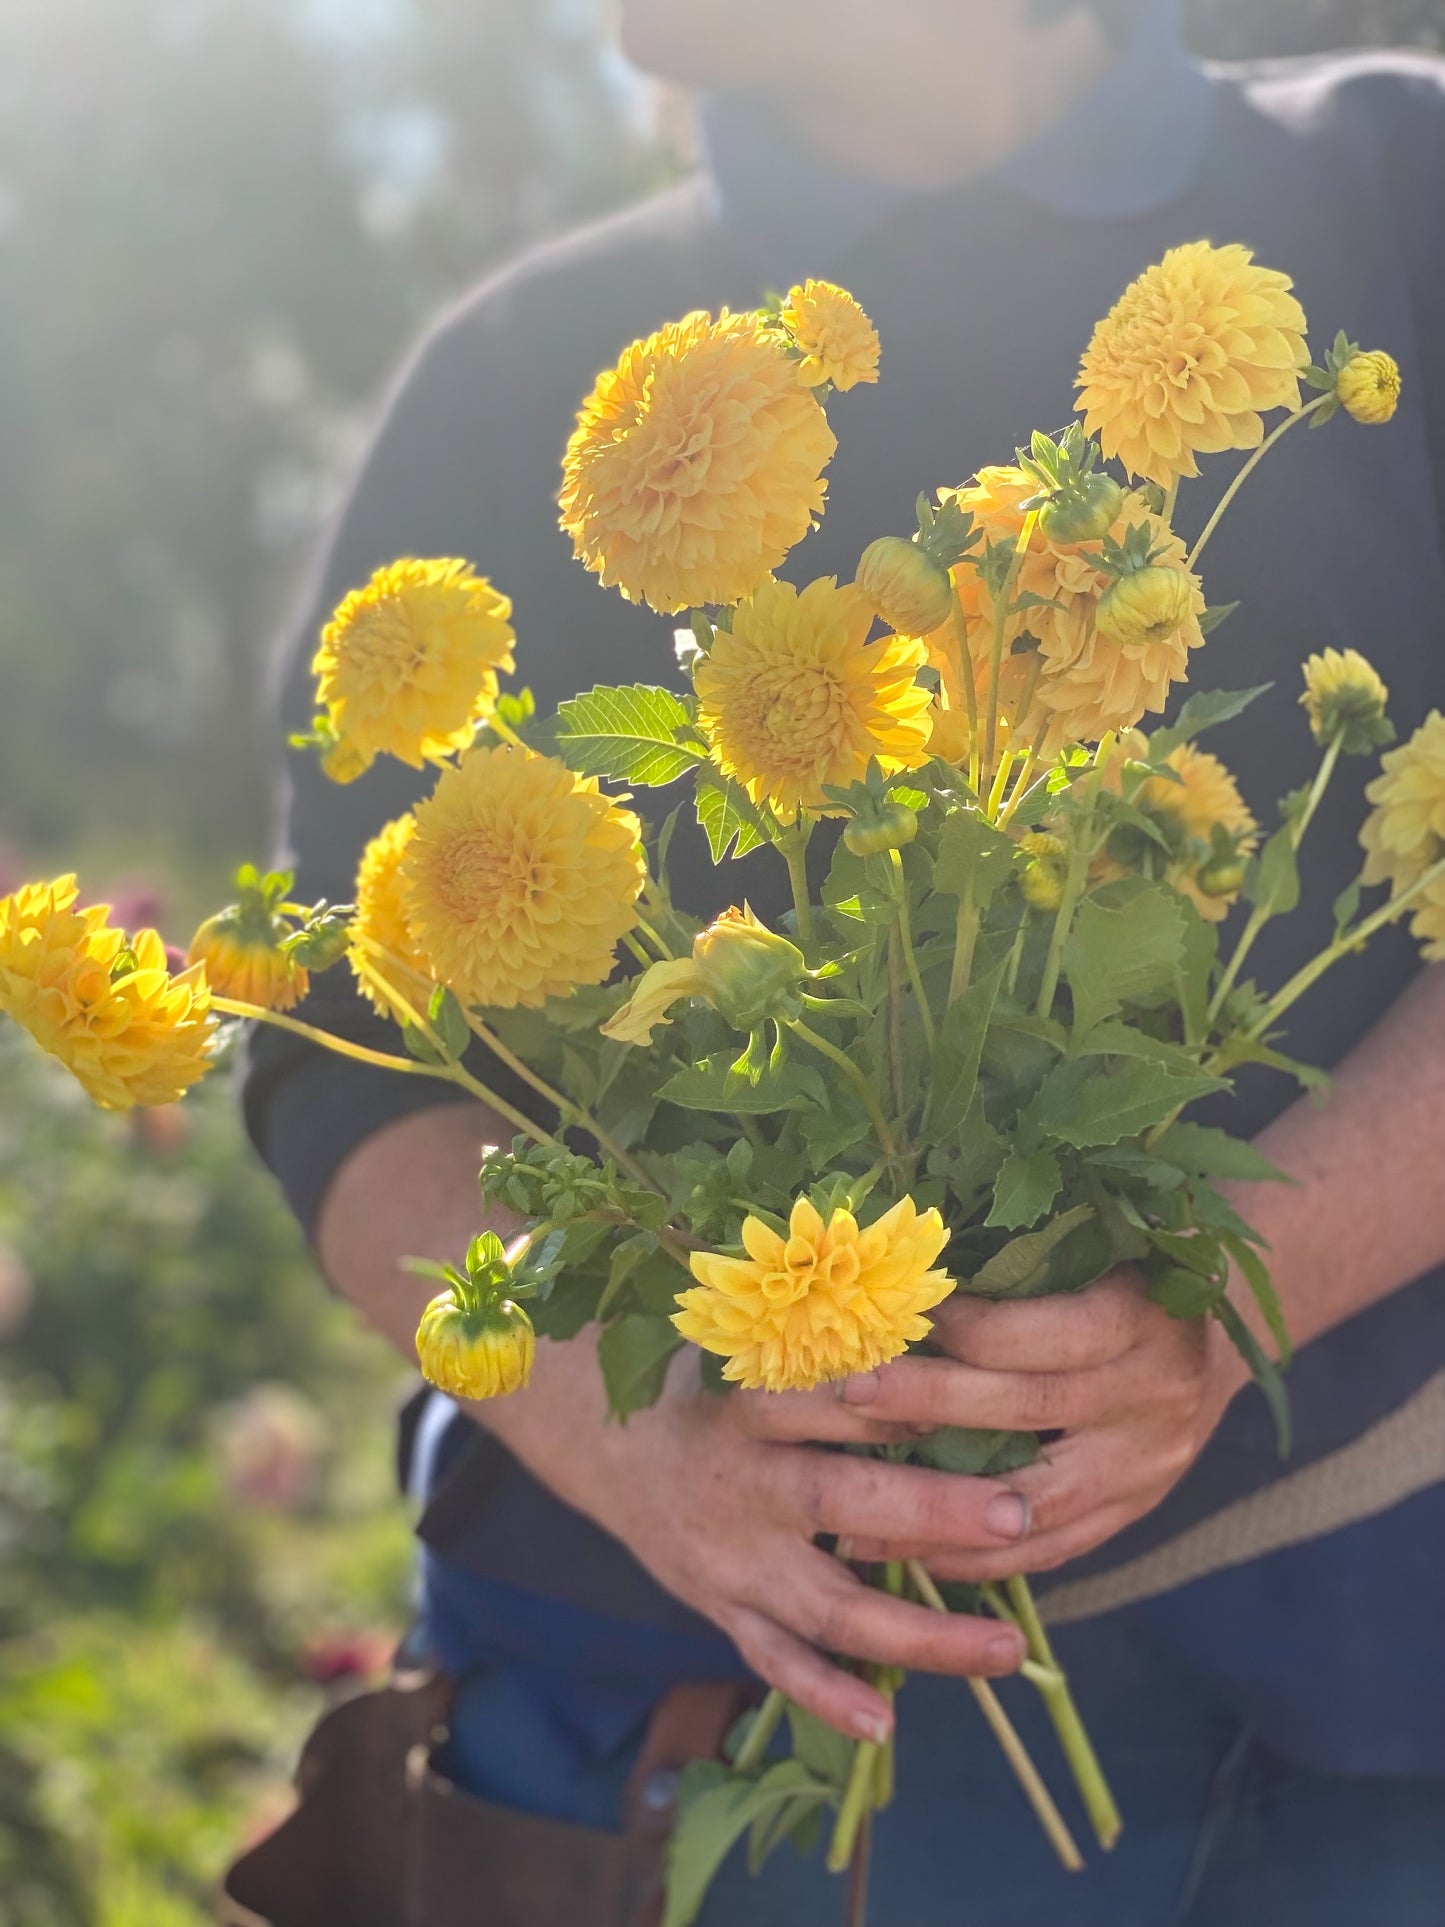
left=1226, top=962, right=1445, bottom=1354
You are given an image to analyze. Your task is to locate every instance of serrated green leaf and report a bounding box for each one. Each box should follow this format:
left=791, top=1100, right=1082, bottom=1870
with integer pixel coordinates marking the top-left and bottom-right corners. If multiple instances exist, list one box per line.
left=1210, top=1035, right=1331, bottom=1092
left=1245, top=825, right=1301, bottom=916
left=931, top=809, right=1017, bottom=910
left=912, top=1426, right=1041, bottom=1476
left=696, top=770, right=770, bottom=861
left=798, top=1104, right=872, bottom=1168
left=659, top=1053, right=827, bottom=1114
left=927, top=960, right=1006, bottom=1138
left=551, top=684, right=705, bottom=785
left=1221, top=1232, right=1293, bottom=1366
left=664, top=1761, right=835, bottom=1927
left=1070, top=1020, right=1204, bottom=1076
left=987, top=1148, right=1062, bottom=1230
left=598, top=1312, right=682, bottom=1420
left=1063, top=883, right=1188, bottom=1036
left=428, top=985, right=472, bottom=1060
left=967, top=1204, right=1095, bottom=1297
left=1149, top=1265, right=1226, bottom=1318
left=784, top=1704, right=857, bottom=1788
left=1151, top=685, right=1273, bottom=758
left=1213, top=1298, right=1292, bottom=1457
left=1035, top=1056, right=1227, bottom=1149
left=1153, top=1122, right=1291, bottom=1184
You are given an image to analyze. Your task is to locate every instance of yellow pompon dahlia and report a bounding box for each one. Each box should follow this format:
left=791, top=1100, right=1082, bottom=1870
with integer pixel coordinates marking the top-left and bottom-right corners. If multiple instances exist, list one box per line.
left=1336, top=350, right=1401, bottom=425
left=694, top=577, right=932, bottom=818
left=1300, top=648, right=1393, bottom=755
left=1359, top=710, right=1445, bottom=891
left=349, top=816, right=435, bottom=1020
left=416, top=1292, right=535, bottom=1400
left=0, top=879, right=214, bottom=1110
left=1078, top=241, right=1309, bottom=485
left=401, top=745, right=645, bottom=1009
left=559, top=311, right=837, bottom=614
left=189, top=913, right=308, bottom=1014
left=312, top=558, right=516, bottom=781
left=1140, top=744, right=1259, bottom=921
left=778, top=280, right=881, bottom=392
left=674, top=1194, right=953, bottom=1393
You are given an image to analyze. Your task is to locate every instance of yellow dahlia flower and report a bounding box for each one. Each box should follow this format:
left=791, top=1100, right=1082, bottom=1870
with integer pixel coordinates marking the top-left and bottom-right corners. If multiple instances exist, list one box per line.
left=559, top=310, right=837, bottom=614
left=694, top=577, right=932, bottom=818
left=0, top=878, right=214, bottom=1110
left=928, top=467, right=1205, bottom=751
left=312, top=558, right=516, bottom=781
left=1141, top=743, right=1258, bottom=921
left=1017, top=832, right=1069, bottom=912
left=349, top=816, right=435, bottom=1020
left=1336, top=350, right=1401, bottom=425
left=1360, top=710, right=1445, bottom=891
left=189, top=913, right=308, bottom=1014
left=1300, top=648, right=1392, bottom=754
left=401, top=745, right=645, bottom=1010
left=416, top=1292, right=535, bottom=1400
left=675, top=1194, right=953, bottom=1393
left=1403, top=873, right=1445, bottom=963
left=778, top=280, right=881, bottom=392
left=1077, top=241, right=1308, bottom=485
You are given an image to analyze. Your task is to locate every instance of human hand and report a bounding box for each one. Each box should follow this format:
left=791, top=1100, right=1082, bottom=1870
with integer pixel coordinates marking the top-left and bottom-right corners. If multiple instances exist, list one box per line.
left=735, top=1266, right=1248, bottom=1584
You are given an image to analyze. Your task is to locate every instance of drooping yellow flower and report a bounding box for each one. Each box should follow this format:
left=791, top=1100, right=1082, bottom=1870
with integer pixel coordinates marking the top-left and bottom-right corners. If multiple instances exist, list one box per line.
left=312, top=558, right=516, bottom=781
left=1077, top=242, right=1309, bottom=485
left=559, top=310, right=837, bottom=614
left=189, top=912, right=308, bottom=1014
left=416, top=1292, right=535, bottom=1400
left=1336, top=350, right=1401, bottom=425
left=926, top=468, right=1205, bottom=752
left=1140, top=744, right=1259, bottom=921
left=349, top=816, right=435, bottom=1020
left=675, top=1194, right=953, bottom=1393
left=694, top=577, right=932, bottom=818
left=401, top=745, right=645, bottom=1009
left=601, top=905, right=806, bottom=1046
left=0, top=878, right=214, bottom=1110
left=1359, top=710, right=1445, bottom=891
left=855, top=535, right=955, bottom=637
left=778, top=281, right=881, bottom=392
left=1095, top=567, right=1196, bottom=650
left=1300, top=648, right=1393, bottom=754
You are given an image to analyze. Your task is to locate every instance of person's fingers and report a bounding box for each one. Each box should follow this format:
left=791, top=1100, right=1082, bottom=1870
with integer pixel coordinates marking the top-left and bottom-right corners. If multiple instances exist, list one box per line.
left=837, top=1354, right=1111, bottom=1433
left=929, top=1272, right=1146, bottom=1374
left=777, top=1449, right=1033, bottom=1554
left=921, top=1502, right=1139, bottom=1582
left=730, top=1385, right=921, bottom=1446
left=726, top=1605, right=894, bottom=1743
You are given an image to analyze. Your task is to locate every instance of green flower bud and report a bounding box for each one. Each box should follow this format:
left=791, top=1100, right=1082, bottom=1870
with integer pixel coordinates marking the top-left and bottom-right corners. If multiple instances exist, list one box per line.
left=1195, top=858, right=1248, bottom=900
left=1095, top=566, right=1194, bottom=648
left=855, top=536, right=954, bottom=636
left=416, top=1292, right=535, bottom=1401
left=1037, top=472, right=1124, bottom=546
left=843, top=802, right=918, bottom=857
left=693, top=905, right=807, bottom=1032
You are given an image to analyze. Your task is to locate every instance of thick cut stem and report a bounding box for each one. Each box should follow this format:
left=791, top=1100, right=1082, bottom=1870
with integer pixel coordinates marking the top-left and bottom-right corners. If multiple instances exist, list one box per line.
left=1005, top=1577, right=1121, bottom=1851
left=889, top=849, right=937, bottom=1051
left=948, top=886, right=981, bottom=1007
left=826, top=1739, right=880, bottom=1875
left=843, top=1809, right=873, bottom=1927
left=781, top=818, right=816, bottom=945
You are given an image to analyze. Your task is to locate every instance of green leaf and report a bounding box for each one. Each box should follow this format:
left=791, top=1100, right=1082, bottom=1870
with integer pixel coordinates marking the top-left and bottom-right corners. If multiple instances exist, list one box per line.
left=401, top=1022, right=443, bottom=1065
left=659, top=1054, right=827, bottom=1115
left=987, top=1149, right=1062, bottom=1230
left=530, top=1270, right=602, bottom=1342
left=1221, top=1232, right=1293, bottom=1366
left=1150, top=684, right=1273, bottom=758
left=1175, top=899, right=1219, bottom=1043
left=664, top=1761, right=834, bottom=1927
left=930, top=810, right=1016, bottom=910
left=696, top=770, right=770, bottom=862
left=1213, top=1299, right=1293, bottom=1457
left=784, top=1704, right=856, bottom=1788
left=798, top=1104, right=872, bottom=1168
left=598, top=1313, right=682, bottom=1420
left=1332, top=879, right=1362, bottom=939
left=913, top=1426, right=1041, bottom=1476
left=967, top=1204, right=1095, bottom=1297
left=595, top=1231, right=658, bottom=1320
left=1149, top=1265, right=1226, bottom=1318
left=1062, top=883, right=1188, bottom=1036
left=1245, top=825, right=1301, bottom=917
left=428, top=985, right=472, bottom=1060
left=1070, top=1020, right=1205, bottom=1077
left=1196, top=601, right=1240, bottom=636
left=927, top=961, right=1006, bottom=1138
left=1153, top=1122, right=1291, bottom=1185
left=1034, top=1056, right=1227, bottom=1150
left=551, top=684, right=705, bottom=785
left=748, top=1793, right=830, bottom=1876
left=1210, top=1035, right=1331, bottom=1093
left=822, top=843, right=895, bottom=927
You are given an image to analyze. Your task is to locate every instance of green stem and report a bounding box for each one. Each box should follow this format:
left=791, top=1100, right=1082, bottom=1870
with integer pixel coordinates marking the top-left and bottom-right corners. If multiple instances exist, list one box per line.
left=844, top=1809, right=873, bottom=1927
left=1035, top=735, right=1113, bottom=1019
left=951, top=584, right=982, bottom=797
left=888, top=849, right=936, bottom=1051
left=211, top=998, right=449, bottom=1083
left=1006, top=914, right=1029, bottom=999
left=781, top=818, right=816, bottom=946
left=983, top=510, right=1039, bottom=788
left=1188, top=396, right=1330, bottom=571
left=886, top=928, right=907, bottom=1120
left=1160, top=476, right=1180, bottom=525
left=827, top=1736, right=881, bottom=1875
left=732, top=1689, right=786, bottom=1777
left=622, top=932, right=654, bottom=970
left=905, top=1562, right=1083, bottom=1872
left=788, top=1017, right=898, bottom=1161
left=948, top=883, right=980, bottom=1007
left=997, top=720, right=1051, bottom=831
left=1293, top=732, right=1343, bottom=846
left=633, top=910, right=675, bottom=961
left=1005, top=1577, right=1122, bottom=1852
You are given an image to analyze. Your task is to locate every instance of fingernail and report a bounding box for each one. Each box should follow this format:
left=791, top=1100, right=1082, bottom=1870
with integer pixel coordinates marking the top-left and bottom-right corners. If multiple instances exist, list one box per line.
left=852, top=1710, right=891, bottom=1744
left=985, top=1493, right=1031, bottom=1542
left=840, top=1370, right=881, bottom=1406
left=988, top=1633, right=1026, bottom=1672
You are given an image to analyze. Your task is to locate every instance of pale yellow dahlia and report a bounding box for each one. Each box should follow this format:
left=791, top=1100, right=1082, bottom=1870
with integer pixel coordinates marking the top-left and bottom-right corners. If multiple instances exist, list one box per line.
left=311, top=558, right=515, bottom=781
left=1140, top=744, right=1258, bottom=921
left=401, top=745, right=645, bottom=1009
left=348, top=816, right=435, bottom=1020
left=693, top=577, right=932, bottom=818
left=559, top=311, right=837, bottom=614
left=926, top=468, right=1205, bottom=751
left=1359, top=710, right=1445, bottom=891
left=0, top=878, right=214, bottom=1110
left=1078, top=241, right=1308, bottom=485
left=674, top=1194, right=953, bottom=1393
left=416, top=1293, right=535, bottom=1400
left=1300, top=648, right=1392, bottom=754
left=189, top=912, right=308, bottom=1014
left=1336, top=350, right=1401, bottom=425
left=1403, top=873, right=1445, bottom=962
left=778, top=280, right=881, bottom=392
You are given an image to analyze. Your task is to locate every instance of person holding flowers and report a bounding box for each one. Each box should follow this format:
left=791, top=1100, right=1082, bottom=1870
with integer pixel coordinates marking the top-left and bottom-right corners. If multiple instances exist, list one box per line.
left=5, top=3, right=1438, bottom=1924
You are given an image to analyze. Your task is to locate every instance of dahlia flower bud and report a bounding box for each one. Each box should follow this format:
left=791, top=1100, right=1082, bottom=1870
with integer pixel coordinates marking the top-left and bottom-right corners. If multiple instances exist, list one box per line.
left=1095, top=566, right=1195, bottom=648
left=1195, top=856, right=1248, bottom=900
left=855, top=536, right=955, bottom=638
left=1017, top=832, right=1069, bottom=911
left=416, top=1291, right=535, bottom=1401
left=1335, top=351, right=1401, bottom=426
left=843, top=801, right=918, bottom=856
left=1300, top=648, right=1393, bottom=755
left=189, top=909, right=309, bottom=1014
left=694, top=905, right=807, bottom=1033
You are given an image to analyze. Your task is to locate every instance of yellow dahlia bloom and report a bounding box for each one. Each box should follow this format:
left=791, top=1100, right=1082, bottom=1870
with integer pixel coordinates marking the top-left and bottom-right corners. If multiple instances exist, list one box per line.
left=778, top=280, right=881, bottom=392
left=312, top=558, right=516, bottom=781
left=927, top=468, right=1205, bottom=751
left=401, top=745, right=645, bottom=1009
left=189, top=912, right=308, bottom=1014
left=1360, top=710, right=1445, bottom=890
left=675, top=1194, right=953, bottom=1393
left=349, top=816, right=435, bottom=1020
left=1078, top=242, right=1308, bottom=485
left=560, top=310, right=837, bottom=614
left=1336, top=350, right=1401, bottom=425
left=0, top=878, right=214, bottom=1110
left=694, top=577, right=932, bottom=818
left=416, top=1293, right=535, bottom=1400
left=1300, top=648, right=1392, bottom=754
left=1403, top=873, right=1445, bottom=962
left=1141, top=744, right=1259, bottom=921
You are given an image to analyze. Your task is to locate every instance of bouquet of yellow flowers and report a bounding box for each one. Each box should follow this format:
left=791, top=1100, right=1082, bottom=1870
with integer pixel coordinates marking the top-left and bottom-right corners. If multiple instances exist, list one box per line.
left=3, top=245, right=1440, bottom=1923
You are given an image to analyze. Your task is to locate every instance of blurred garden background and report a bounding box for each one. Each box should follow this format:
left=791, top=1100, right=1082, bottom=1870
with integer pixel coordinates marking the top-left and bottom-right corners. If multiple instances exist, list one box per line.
left=1, top=2, right=1442, bottom=1920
